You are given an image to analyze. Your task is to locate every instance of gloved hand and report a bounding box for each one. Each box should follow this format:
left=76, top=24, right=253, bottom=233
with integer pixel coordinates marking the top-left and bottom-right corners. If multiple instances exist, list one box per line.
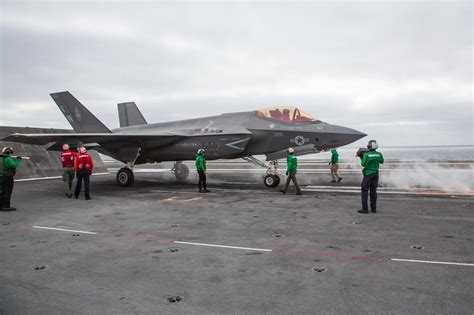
left=328, top=162, right=331, bottom=165
left=285, top=171, right=288, bottom=176
left=16, top=156, right=22, bottom=160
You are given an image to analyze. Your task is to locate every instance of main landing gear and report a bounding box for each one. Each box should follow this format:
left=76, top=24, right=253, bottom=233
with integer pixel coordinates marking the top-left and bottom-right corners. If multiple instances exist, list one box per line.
left=117, top=147, right=141, bottom=187
left=171, top=161, right=190, bottom=181
left=242, top=156, right=281, bottom=188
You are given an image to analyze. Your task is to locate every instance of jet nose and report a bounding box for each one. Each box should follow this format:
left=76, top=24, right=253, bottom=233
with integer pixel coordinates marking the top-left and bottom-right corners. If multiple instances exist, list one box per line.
left=331, top=125, right=367, bottom=146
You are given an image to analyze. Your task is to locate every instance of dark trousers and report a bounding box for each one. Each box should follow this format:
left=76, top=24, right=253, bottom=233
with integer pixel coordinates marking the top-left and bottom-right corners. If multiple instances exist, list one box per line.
left=75, top=169, right=91, bottom=198
left=0, top=176, right=14, bottom=209
left=361, top=172, right=379, bottom=211
left=198, top=171, right=207, bottom=190
left=283, top=171, right=301, bottom=193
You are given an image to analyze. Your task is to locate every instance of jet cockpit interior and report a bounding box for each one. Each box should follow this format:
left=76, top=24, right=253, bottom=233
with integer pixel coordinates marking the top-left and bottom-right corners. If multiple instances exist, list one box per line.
left=256, top=106, right=318, bottom=123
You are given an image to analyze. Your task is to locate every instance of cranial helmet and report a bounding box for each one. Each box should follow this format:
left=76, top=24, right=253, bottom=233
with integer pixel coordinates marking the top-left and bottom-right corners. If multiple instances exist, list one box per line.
left=331, top=148, right=337, bottom=153
left=79, top=146, right=87, bottom=153
left=367, top=140, right=378, bottom=150
left=2, top=147, right=14, bottom=154
left=62, top=144, right=70, bottom=150
left=287, top=147, right=295, bottom=154
left=197, top=148, right=205, bottom=155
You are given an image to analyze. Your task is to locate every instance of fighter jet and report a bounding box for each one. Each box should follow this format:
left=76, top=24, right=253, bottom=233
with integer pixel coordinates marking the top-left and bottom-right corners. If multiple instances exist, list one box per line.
left=4, top=91, right=366, bottom=187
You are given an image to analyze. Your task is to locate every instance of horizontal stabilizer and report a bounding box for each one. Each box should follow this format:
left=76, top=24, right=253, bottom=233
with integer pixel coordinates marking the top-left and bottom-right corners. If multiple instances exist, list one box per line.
left=50, top=91, right=111, bottom=133
left=118, top=102, right=147, bottom=127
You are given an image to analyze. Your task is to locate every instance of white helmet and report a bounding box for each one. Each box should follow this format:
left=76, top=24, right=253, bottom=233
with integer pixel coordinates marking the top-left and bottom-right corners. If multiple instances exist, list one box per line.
left=287, top=147, right=295, bottom=154
left=368, top=140, right=378, bottom=150
left=62, top=144, right=70, bottom=150
left=79, top=146, right=87, bottom=153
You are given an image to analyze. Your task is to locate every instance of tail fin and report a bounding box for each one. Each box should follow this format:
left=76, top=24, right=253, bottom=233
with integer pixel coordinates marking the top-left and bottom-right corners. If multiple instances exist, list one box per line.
left=118, top=102, right=148, bottom=127
left=50, top=91, right=111, bottom=133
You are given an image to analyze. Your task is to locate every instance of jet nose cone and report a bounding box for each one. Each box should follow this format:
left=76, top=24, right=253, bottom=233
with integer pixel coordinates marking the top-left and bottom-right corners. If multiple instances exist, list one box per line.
left=331, top=125, right=367, bottom=146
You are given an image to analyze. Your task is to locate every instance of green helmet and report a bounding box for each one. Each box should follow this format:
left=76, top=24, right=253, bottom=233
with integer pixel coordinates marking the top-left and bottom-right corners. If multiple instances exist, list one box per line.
left=367, top=140, right=378, bottom=150
left=2, top=147, right=14, bottom=154
left=331, top=148, right=337, bottom=153
left=197, top=148, right=205, bottom=155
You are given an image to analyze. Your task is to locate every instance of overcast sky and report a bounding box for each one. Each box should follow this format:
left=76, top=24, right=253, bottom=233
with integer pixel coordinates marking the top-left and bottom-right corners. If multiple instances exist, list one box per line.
left=0, top=0, right=472, bottom=147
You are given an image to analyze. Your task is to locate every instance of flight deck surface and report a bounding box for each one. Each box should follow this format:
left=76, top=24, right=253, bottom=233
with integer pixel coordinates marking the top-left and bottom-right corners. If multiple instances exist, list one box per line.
left=1, top=163, right=473, bottom=314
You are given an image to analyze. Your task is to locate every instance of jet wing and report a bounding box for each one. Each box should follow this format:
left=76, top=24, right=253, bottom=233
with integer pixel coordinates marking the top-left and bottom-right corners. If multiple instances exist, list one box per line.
left=2, top=133, right=182, bottom=147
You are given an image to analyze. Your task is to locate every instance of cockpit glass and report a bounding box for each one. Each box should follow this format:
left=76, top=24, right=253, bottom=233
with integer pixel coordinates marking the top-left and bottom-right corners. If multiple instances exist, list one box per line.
left=256, top=106, right=317, bottom=123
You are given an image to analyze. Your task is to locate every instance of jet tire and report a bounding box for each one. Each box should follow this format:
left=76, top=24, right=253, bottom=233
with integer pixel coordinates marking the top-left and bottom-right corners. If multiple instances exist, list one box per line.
left=117, top=167, right=134, bottom=187
left=174, top=163, right=190, bottom=180
left=264, top=174, right=279, bottom=188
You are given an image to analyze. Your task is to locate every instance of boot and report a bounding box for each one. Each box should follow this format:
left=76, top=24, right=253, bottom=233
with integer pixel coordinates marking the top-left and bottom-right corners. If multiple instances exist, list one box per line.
left=357, top=209, right=369, bottom=214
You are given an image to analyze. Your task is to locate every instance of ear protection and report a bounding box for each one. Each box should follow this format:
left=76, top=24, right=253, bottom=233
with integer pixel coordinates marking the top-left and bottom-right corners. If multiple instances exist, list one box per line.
left=368, top=140, right=378, bottom=150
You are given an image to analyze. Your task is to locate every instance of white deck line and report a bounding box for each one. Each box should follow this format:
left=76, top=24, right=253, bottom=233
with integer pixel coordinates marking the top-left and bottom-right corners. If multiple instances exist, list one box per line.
left=17, top=172, right=109, bottom=182
left=174, top=241, right=272, bottom=252
left=33, top=226, right=97, bottom=235
left=391, top=258, right=474, bottom=267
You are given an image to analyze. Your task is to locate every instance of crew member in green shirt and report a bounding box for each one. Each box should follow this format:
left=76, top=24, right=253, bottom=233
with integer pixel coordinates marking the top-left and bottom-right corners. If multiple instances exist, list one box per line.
left=358, top=140, right=384, bottom=214
left=280, top=147, right=302, bottom=195
left=196, top=148, right=210, bottom=193
left=329, top=148, right=342, bottom=183
left=0, top=147, right=22, bottom=211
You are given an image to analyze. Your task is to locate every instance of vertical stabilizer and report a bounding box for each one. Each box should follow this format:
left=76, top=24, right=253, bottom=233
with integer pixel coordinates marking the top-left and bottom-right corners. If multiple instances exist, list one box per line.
left=118, top=102, right=148, bottom=127
left=50, top=91, right=111, bottom=133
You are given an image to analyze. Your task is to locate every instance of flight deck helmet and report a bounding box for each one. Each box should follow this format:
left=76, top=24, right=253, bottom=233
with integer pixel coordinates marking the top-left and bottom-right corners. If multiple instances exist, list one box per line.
left=78, top=146, right=87, bottom=154
left=197, top=148, right=205, bottom=155
left=367, top=140, right=378, bottom=150
left=287, top=147, right=295, bottom=154
left=62, top=144, right=70, bottom=150
left=2, top=147, right=14, bottom=155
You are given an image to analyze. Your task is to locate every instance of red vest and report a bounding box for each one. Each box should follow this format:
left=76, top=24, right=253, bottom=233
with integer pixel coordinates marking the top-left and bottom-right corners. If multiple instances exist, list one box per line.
left=60, top=150, right=77, bottom=168
left=75, top=153, right=94, bottom=173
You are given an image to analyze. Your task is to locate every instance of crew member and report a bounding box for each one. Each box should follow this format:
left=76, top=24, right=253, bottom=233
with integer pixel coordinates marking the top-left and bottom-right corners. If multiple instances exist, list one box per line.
left=281, top=147, right=302, bottom=195
left=359, top=140, right=384, bottom=214
left=196, top=149, right=210, bottom=193
left=329, top=148, right=342, bottom=183
left=74, top=146, right=93, bottom=200
left=0, top=147, right=21, bottom=211
left=60, top=144, right=77, bottom=198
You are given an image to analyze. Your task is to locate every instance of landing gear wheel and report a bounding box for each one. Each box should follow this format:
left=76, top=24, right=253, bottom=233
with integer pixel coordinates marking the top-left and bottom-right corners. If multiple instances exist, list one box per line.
left=264, top=174, right=280, bottom=188
left=117, top=168, right=134, bottom=187
left=174, top=163, right=189, bottom=181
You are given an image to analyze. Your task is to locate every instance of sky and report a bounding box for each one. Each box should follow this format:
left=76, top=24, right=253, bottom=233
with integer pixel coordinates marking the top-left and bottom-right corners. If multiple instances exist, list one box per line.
left=0, top=0, right=472, bottom=147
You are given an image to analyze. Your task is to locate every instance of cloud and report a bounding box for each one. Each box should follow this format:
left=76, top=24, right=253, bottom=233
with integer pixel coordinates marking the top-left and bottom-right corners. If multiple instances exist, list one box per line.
left=0, top=1, right=472, bottom=146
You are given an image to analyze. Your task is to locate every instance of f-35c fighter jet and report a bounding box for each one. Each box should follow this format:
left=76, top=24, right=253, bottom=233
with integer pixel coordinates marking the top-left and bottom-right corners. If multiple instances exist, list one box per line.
left=4, top=91, right=366, bottom=187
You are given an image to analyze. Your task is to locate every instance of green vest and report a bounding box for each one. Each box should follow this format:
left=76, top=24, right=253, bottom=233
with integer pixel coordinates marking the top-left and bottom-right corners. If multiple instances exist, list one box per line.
left=361, top=150, right=384, bottom=176
left=196, top=155, right=206, bottom=172
left=287, top=154, right=298, bottom=173
left=331, top=151, right=339, bottom=164
left=0, top=156, right=20, bottom=176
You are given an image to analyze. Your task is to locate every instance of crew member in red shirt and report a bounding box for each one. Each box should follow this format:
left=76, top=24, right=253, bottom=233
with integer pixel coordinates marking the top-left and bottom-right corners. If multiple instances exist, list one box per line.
left=74, top=146, right=94, bottom=200
left=60, top=144, right=77, bottom=198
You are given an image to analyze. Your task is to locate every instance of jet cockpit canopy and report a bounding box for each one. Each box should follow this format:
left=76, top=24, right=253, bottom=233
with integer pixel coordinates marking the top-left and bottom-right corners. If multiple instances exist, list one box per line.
left=256, top=106, right=318, bottom=123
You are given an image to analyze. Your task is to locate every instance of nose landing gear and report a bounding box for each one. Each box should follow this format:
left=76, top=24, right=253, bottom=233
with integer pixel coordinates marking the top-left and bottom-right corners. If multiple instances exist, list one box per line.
left=242, top=156, right=281, bottom=188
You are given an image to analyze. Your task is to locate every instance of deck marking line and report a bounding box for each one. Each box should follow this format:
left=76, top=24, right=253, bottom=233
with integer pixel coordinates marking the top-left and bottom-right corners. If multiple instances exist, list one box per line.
left=180, top=197, right=203, bottom=203
left=391, top=258, right=474, bottom=267
left=33, top=226, right=97, bottom=235
left=17, top=173, right=109, bottom=182
left=174, top=241, right=272, bottom=252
